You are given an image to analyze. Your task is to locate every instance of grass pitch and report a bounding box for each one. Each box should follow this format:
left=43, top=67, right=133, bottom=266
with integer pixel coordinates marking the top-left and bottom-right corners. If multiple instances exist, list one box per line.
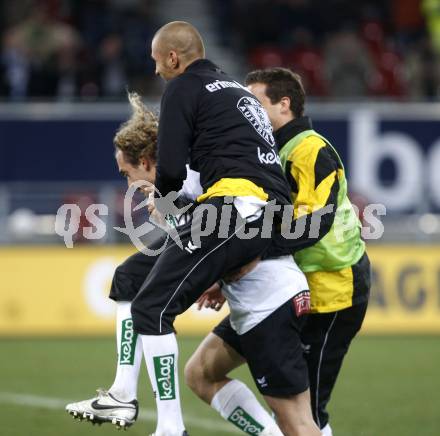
left=0, top=336, right=439, bottom=436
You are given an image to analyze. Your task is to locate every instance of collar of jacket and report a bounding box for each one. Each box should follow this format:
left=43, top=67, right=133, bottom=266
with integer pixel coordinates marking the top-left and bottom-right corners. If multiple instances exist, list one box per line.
left=274, top=116, right=313, bottom=151
left=185, top=58, right=220, bottom=73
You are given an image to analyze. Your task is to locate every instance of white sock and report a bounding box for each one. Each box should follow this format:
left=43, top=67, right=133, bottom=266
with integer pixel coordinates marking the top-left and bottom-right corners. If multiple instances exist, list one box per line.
left=211, top=379, right=283, bottom=435
left=108, top=302, right=143, bottom=402
left=321, top=423, right=333, bottom=436
left=141, top=333, right=185, bottom=436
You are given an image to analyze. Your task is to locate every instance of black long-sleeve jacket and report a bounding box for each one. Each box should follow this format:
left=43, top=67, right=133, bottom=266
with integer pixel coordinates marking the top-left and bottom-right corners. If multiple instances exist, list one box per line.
left=155, top=59, right=291, bottom=207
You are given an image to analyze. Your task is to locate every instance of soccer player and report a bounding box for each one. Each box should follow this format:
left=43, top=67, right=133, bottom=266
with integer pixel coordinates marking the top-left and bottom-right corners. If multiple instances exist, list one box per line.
left=65, top=93, right=178, bottom=431
left=186, top=68, right=371, bottom=436
left=131, top=21, right=321, bottom=436
left=246, top=68, right=370, bottom=436
left=66, top=91, right=317, bottom=436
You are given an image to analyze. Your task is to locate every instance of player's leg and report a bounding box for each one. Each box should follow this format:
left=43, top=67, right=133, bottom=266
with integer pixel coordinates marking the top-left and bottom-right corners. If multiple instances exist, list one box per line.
left=194, top=305, right=320, bottom=436
left=264, top=391, right=318, bottom=436
left=302, top=253, right=370, bottom=434
left=66, top=251, right=157, bottom=428
left=238, top=299, right=321, bottom=436
left=184, top=328, right=244, bottom=403
left=185, top=323, right=283, bottom=435
left=132, top=199, right=272, bottom=436
left=108, top=252, right=159, bottom=402
left=301, top=302, right=368, bottom=434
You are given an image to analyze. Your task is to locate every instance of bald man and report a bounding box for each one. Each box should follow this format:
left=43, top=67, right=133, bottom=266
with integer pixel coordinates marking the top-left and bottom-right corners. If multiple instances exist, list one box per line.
left=151, top=21, right=205, bottom=81
left=130, top=21, right=320, bottom=436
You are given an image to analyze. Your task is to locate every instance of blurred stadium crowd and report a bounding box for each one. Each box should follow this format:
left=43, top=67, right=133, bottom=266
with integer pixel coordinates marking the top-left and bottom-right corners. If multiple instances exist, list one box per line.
left=1, top=0, right=440, bottom=100
left=0, top=0, right=160, bottom=100
left=214, top=0, right=440, bottom=99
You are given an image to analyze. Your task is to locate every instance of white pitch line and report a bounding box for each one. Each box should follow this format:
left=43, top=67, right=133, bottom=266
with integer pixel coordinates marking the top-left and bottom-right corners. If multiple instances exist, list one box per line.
left=0, top=392, right=240, bottom=434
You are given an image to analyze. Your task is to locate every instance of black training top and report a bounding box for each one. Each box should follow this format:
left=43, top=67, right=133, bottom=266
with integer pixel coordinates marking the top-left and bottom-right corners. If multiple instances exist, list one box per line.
left=155, top=59, right=291, bottom=206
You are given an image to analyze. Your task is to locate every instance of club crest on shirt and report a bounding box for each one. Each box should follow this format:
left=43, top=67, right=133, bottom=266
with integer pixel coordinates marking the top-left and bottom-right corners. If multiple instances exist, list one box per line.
left=237, top=96, right=275, bottom=147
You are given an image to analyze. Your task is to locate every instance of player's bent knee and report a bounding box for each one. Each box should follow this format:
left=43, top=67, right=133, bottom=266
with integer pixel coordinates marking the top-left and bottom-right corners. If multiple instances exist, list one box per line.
left=184, top=350, right=214, bottom=396
left=183, top=357, right=201, bottom=393
left=184, top=351, right=223, bottom=405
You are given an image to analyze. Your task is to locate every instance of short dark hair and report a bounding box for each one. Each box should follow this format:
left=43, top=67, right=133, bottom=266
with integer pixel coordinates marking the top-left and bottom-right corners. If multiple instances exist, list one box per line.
left=245, top=68, right=305, bottom=118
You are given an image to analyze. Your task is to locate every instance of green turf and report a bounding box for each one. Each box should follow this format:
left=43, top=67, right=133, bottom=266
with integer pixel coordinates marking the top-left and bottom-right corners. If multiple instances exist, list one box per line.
left=0, top=336, right=439, bottom=436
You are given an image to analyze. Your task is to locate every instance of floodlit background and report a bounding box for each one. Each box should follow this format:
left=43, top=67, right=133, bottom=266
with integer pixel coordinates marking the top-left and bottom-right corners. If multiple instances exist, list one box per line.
left=0, top=1, right=439, bottom=435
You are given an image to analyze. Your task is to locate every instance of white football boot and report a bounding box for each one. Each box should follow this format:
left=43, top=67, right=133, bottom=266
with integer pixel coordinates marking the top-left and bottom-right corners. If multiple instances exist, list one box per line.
left=66, top=389, right=138, bottom=429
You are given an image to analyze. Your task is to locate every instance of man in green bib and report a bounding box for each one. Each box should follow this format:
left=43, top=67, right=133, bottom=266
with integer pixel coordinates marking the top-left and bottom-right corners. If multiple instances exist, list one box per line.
left=246, top=68, right=371, bottom=436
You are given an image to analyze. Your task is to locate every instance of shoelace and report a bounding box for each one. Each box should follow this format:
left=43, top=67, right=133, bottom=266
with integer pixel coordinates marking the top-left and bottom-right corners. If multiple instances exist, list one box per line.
left=95, top=388, right=110, bottom=399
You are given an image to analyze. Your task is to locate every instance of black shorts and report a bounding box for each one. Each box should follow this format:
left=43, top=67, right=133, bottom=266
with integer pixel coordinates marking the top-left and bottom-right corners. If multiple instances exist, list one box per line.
left=213, top=299, right=309, bottom=397
left=131, top=197, right=274, bottom=336
left=109, top=251, right=159, bottom=302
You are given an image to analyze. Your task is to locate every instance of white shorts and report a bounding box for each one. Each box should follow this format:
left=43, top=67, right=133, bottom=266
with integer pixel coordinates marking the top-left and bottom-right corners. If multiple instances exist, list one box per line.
left=221, top=255, right=309, bottom=334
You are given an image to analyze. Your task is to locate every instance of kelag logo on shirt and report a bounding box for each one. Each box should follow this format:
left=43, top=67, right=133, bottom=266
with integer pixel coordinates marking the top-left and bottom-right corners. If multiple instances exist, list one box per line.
left=237, top=96, right=275, bottom=147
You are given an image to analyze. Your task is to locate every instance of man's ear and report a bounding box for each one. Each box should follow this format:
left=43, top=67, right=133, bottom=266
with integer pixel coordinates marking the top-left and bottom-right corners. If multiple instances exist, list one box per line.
left=280, top=96, right=291, bottom=114
left=169, top=50, right=179, bottom=69
left=140, top=157, right=151, bottom=171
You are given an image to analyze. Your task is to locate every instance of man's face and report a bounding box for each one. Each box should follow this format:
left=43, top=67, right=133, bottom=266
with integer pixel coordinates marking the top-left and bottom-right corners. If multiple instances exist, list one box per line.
left=115, top=150, right=155, bottom=194
left=247, top=82, right=284, bottom=131
left=151, top=38, right=178, bottom=81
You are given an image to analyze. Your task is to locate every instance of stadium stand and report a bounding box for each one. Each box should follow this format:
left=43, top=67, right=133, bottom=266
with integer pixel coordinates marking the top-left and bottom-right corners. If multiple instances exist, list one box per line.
left=1, top=0, right=439, bottom=100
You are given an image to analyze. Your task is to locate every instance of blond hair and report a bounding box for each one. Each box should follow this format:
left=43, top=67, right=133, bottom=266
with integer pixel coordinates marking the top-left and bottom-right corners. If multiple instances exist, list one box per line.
left=114, top=92, right=158, bottom=165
